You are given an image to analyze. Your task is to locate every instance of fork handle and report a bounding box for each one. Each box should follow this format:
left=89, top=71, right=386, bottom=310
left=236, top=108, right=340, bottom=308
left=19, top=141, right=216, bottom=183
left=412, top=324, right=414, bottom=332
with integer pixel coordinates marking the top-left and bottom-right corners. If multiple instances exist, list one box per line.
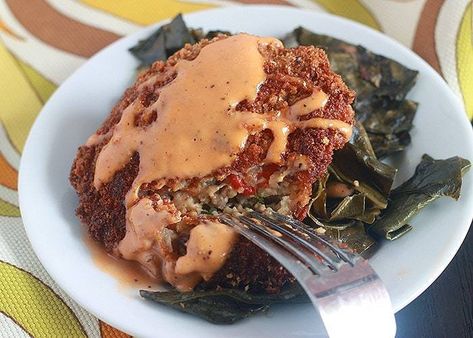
left=302, top=261, right=396, bottom=338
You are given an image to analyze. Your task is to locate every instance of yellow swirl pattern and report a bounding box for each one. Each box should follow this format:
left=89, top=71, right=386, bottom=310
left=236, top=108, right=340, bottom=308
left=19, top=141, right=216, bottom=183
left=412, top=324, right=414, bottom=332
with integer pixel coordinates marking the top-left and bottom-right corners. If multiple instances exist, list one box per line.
left=0, top=261, right=86, bottom=337
left=18, top=60, right=57, bottom=103
left=0, top=200, right=20, bottom=217
left=0, top=43, right=42, bottom=153
left=81, top=0, right=214, bottom=25
left=313, top=0, right=381, bottom=31
left=456, top=5, right=472, bottom=119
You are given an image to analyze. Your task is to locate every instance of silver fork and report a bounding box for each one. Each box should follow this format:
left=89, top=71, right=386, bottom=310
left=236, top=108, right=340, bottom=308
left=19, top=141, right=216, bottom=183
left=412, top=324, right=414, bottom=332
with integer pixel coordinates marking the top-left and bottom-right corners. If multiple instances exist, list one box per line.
left=219, top=210, right=396, bottom=338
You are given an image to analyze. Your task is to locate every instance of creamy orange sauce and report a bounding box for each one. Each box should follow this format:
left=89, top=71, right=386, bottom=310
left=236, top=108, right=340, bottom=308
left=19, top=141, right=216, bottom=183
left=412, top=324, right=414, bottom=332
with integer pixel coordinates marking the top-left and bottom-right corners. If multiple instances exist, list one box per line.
left=117, top=198, right=180, bottom=274
left=265, top=121, right=290, bottom=163
left=84, top=235, right=160, bottom=290
left=94, top=34, right=280, bottom=196
left=300, top=117, right=353, bottom=139
left=288, top=90, right=328, bottom=119
left=85, top=130, right=109, bottom=146
left=88, top=34, right=353, bottom=291
left=175, top=221, right=237, bottom=280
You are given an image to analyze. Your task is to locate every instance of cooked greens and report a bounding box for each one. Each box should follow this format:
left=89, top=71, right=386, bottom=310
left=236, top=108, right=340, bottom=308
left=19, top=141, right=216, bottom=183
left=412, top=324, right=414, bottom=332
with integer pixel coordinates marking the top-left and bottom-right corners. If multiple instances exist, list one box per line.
left=129, top=14, right=231, bottom=69
left=140, top=284, right=307, bottom=324
left=324, top=222, right=377, bottom=255
left=369, top=155, right=471, bottom=240
left=129, top=14, right=196, bottom=68
left=306, top=122, right=396, bottom=254
left=128, top=15, right=471, bottom=325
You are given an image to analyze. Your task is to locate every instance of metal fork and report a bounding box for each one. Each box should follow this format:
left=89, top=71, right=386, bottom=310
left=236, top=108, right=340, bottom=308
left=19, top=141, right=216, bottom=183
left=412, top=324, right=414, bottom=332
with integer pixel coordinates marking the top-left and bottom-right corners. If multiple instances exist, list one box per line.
left=219, top=211, right=396, bottom=338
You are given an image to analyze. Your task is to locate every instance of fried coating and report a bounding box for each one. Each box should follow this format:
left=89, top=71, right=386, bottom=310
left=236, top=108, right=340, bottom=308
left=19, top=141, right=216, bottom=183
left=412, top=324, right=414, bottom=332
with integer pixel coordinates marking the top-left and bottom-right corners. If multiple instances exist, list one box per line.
left=70, top=35, right=354, bottom=292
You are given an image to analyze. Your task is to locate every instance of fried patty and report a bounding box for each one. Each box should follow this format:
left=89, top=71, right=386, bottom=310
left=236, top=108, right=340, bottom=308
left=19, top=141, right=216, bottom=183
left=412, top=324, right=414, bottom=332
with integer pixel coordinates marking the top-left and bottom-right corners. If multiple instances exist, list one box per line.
left=70, top=35, right=354, bottom=293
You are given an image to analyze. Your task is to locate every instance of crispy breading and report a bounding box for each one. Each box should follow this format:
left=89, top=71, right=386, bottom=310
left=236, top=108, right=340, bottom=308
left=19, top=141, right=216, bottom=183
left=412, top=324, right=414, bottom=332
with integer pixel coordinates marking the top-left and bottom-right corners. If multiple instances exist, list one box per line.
left=70, top=35, right=354, bottom=292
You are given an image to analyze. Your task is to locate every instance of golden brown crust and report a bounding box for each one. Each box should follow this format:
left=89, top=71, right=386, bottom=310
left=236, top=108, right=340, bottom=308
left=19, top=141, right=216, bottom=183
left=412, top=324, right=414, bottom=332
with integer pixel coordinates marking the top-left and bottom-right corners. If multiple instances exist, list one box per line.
left=70, top=36, right=354, bottom=292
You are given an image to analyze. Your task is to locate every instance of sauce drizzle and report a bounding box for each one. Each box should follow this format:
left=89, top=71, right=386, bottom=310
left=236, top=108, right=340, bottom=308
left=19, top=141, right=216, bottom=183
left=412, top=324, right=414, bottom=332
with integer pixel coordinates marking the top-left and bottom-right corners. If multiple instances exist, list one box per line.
left=89, top=34, right=353, bottom=290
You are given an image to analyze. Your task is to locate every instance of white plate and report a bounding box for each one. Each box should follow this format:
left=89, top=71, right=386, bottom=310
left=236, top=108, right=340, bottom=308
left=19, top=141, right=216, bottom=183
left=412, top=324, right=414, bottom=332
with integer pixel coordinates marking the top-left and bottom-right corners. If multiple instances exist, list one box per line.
left=19, top=5, right=473, bottom=337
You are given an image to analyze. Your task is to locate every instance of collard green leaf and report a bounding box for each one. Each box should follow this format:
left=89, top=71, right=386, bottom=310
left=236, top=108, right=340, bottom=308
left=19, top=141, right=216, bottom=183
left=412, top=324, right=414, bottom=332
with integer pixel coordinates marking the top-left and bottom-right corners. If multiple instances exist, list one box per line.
left=130, top=30, right=167, bottom=67
left=329, top=193, right=380, bottom=223
left=329, top=193, right=365, bottom=221
left=368, top=131, right=411, bottom=159
left=163, top=14, right=196, bottom=56
left=307, top=122, right=394, bottom=253
left=129, top=15, right=231, bottom=70
left=356, top=46, right=418, bottom=101
left=141, top=290, right=266, bottom=324
left=362, top=100, right=417, bottom=158
left=330, top=142, right=397, bottom=209
left=362, top=100, right=417, bottom=135
left=283, top=27, right=357, bottom=53
left=140, top=283, right=307, bottom=324
left=308, top=123, right=396, bottom=234
left=323, top=222, right=377, bottom=256
left=204, top=30, right=232, bottom=39
left=351, top=121, right=376, bottom=157
left=305, top=215, right=376, bottom=255
left=369, top=155, right=471, bottom=240
left=129, top=14, right=195, bottom=68
left=308, top=188, right=379, bottom=225
left=308, top=173, right=329, bottom=220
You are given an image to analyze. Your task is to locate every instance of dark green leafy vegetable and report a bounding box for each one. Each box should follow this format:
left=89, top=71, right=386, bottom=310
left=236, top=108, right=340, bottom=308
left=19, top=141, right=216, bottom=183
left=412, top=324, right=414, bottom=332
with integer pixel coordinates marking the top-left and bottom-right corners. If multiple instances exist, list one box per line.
left=283, top=27, right=418, bottom=101
left=357, top=46, right=418, bottom=101
left=324, top=222, right=377, bottom=256
left=369, top=155, right=471, bottom=240
left=307, top=123, right=396, bottom=254
left=140, top=283, right=307, bottom=324
left=351, top=120, right=376, bottom=157
left=284, top=27, right=419, bottom=158
left=368, top=130, right=411, bottom=160
left=190, top=28, right=232, bottom=41
left=306, top=209, right=376, bottom=255
left=202, top=30, right=232, bottom=40
left=362, top=100, right=417, bottom=158
left=363, top=100, right=417, bottom=135
left=129, top=14, right=196, bottom=68
left=309, top=123, right=397, bottom=223
left=331, top=143, right=397, bottom=209
left=330, top=194, right=379, bottom=223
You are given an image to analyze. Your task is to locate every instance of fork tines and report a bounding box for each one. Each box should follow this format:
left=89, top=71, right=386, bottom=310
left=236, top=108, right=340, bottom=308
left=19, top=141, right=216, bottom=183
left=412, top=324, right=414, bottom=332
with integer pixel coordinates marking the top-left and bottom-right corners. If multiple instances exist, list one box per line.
left=262, top=211, right=356, bottom=265
left=219, top=211, right=357, bottom=276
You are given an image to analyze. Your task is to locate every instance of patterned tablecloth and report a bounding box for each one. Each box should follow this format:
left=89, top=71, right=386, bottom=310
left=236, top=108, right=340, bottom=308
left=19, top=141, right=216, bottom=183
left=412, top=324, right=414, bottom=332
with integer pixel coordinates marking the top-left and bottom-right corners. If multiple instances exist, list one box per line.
left=0, top=0, right=471, bottom=337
